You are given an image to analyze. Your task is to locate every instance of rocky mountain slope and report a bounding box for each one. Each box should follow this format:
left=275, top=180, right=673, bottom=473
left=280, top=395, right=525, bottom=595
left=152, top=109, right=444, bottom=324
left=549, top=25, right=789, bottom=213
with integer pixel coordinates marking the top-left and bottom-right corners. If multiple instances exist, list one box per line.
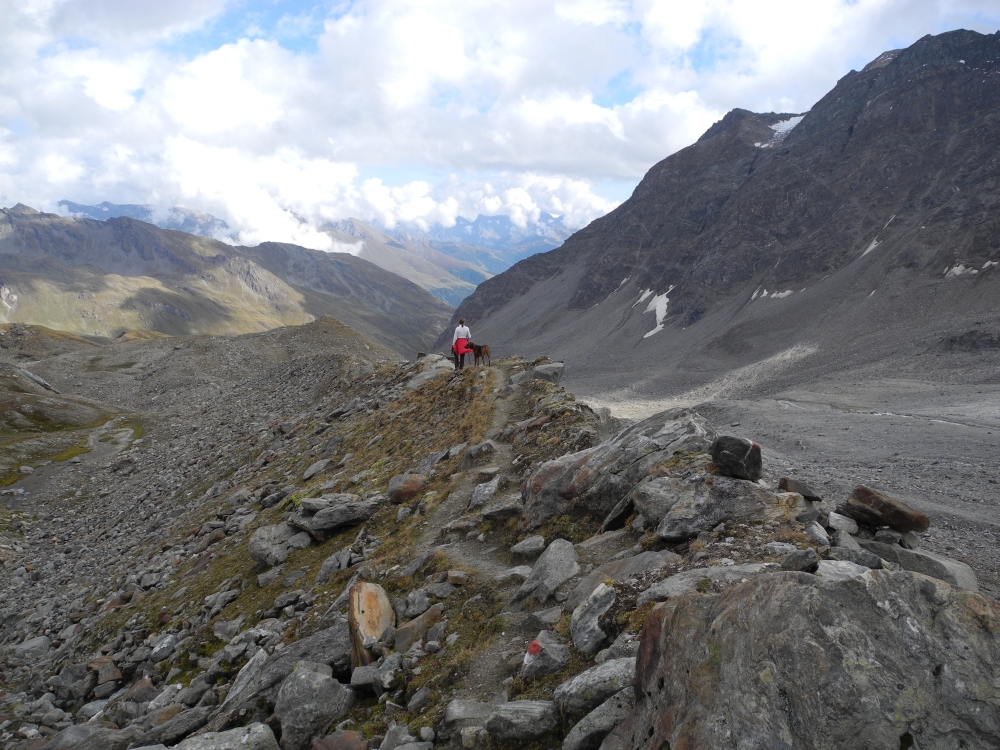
left=0, top=206, right=450, bottom=356
left=442, top=30, right=1000, bottom=397
left=0, top=321, right=997, bottom=749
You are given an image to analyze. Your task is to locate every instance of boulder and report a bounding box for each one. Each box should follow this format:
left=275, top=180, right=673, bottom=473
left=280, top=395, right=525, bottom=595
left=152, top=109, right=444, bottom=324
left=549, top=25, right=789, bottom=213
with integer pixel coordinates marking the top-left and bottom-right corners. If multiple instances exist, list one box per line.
left=709, top=435, right=762, bottom=481
left=510, top=535, right=546, bottom=559
left=132, top=707, right=213, bottom=747
left=444, top=699, right=494, bottom=724
left=460, top=440, right=498, bottom=468
left=394, top=603, right=444, bottom=652
left=655, top=477, right=804, bottom=541
left=562, top=688, right=634, bottom=750
left=522, top=408, right=716, bottom=528
left=481, top=494, right=523, bottom=520
left=637, top=563, right=771, bottom=606
left=173, top=723, right=279, bottom=750
left=521, top=630, right=570, bottom=679
left=830, top=528, right=862, bottom=550
left=571, top=583, right=616, bottom=654
left=287, top=496, right=380, bottom=538
left=825, top=546, right=883, bottom=570
left=348, top=582, right=394, bottom=667
left=388, top=474, right=425, bottom=504
left=248, top=524, right=297, bottom=568
left=780, top=548, right=819, bottom=573
left=841, top=485, right=930, bottom=533
left=303, top=459, right=331, bottom=481
left=274, top=667, right=353, bottom=750
left=826, top=511, right=859, bottom=534
left=222, top=618, right=352, bottom=710
left=857, top=541, right=978, bottom=591
left=469, top=477, right=500, bottom=510
left=777, top=476, right=822, bottom=501
left=603, top=569, right=1000, bottom=750
left=508, top=539, right=580, bottom=611
left=71, top=726, right=144, bottom=750
left=484, top=700, right=558, bottom=741
left=554, top=658, right=636, bottom=720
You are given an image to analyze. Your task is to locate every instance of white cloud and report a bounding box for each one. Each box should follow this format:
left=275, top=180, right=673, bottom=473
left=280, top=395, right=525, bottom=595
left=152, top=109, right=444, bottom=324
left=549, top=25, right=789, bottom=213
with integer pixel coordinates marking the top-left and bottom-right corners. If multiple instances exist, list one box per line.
left=0, top=0, right=998, bottom=247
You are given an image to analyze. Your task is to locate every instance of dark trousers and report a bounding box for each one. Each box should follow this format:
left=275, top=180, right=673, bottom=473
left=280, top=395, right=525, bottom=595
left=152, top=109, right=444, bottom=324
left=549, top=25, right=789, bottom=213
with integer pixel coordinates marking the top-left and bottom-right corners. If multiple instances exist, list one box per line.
left=454, top=353, right=465, bottom=369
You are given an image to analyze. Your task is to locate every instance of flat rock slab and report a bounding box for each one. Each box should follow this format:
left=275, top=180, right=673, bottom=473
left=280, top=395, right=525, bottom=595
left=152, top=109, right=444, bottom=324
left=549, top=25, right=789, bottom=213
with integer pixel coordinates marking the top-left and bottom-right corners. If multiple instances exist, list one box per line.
left=484, top=700, right=558, bottom=741
left=842, top=485, right=930, bottom=533
left=287, top=497, right=380, bottom=536
left=444, top=699, right=494, bottom=724
left=858, top=541, right=978, bottom=591
left=481, top=494, right=523, bottom=520
left=638, top=563, right=772, bottom=606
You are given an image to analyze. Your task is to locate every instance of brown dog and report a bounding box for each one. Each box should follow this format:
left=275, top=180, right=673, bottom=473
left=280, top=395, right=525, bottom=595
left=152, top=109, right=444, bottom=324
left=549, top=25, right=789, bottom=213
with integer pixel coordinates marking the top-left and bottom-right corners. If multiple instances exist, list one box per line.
left=471, top=342, right=491, bottom=367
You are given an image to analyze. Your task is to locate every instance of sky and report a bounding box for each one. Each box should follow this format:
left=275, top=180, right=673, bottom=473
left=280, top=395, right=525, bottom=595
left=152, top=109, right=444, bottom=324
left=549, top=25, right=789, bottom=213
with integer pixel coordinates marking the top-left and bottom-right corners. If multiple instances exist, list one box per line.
left=1, top=0, right=998, bottom=250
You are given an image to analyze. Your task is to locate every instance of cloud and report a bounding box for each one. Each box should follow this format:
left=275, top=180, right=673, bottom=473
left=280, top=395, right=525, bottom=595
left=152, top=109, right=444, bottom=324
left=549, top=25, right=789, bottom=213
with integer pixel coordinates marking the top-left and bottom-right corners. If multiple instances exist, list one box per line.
left=0, top=0, right=998, bottom=250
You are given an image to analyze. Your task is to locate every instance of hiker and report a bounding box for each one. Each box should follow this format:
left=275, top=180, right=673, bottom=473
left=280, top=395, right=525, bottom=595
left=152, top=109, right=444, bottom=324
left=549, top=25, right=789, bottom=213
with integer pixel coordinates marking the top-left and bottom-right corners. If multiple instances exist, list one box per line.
left=452, top=318, right=473, bottom=369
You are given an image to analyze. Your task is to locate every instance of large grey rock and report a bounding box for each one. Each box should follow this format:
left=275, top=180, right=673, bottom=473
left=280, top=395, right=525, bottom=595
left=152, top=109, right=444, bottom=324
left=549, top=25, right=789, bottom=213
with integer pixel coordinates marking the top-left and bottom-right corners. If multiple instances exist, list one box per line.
left=133, top=707, right=213, bottom=747
left=826, top=546, right=883, bottom=570
left=481, top=494, right=523, bottom=520
left=13, top=635, right=51, bottom=661
left=709, top=435, right=762, bottom=481
left=72, top=726, right=144, bottom=750
left=287, top=495, right=379, bottom=537
left=562, top=688, right=634, bottom=750
left=604, top=569, right=1000, bottom=750
left=521, top=630, right=570, bottom=679
left=638, top=563, right=771, bottom=605
left=830, top=528, right=862, bottom=550
left=509, top=538, right=580, bottom=611
left=303, top=459, right=331, bottom=481
left=469, top=476, right=500, bottom=510
left=571, top=583, right=616, bottom=654
left=655, top=477, right=803, bottom=542
left=173, top=723, right=279, bottom=750
left=485, top=700, right=558, bottom=741
left=274, top=667, right=353, bottom=750
left=248, top=524, right=297, bottom=568
left=444, top=699, right=493, bottom=723
left=826, top=511, right=859, bottom=534
left=511, top=535, right=546, bottom=558
left=522, top=408, right=717, bottom=528
left=554, top=658, right=636, bottom=719
left=222, top=618, right=352, bottom=710
left=858, top=541, right=979, bottom=592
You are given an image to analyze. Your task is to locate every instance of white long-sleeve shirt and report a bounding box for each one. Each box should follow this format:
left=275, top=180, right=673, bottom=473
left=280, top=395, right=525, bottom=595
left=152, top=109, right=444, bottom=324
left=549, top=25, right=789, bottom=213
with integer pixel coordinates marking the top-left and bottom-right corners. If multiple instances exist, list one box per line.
left=452, top=325, right=471, bottom=344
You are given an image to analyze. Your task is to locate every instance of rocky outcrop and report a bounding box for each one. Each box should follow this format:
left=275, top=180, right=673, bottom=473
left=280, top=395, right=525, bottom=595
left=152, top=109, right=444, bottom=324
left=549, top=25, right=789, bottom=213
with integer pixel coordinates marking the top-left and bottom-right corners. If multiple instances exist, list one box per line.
left=522, top=408, right=716, bottom=528
left=606, top=569, right=1000, bottom=750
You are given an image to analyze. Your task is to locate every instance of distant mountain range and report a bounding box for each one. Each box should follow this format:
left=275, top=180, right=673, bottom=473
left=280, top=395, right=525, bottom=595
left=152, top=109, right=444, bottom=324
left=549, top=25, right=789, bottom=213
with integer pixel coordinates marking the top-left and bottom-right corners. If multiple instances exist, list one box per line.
left=443, top=29, right=1000, bottom=394
left=59, top=201, right=571, bottom=308
left=1, top=205, right=451, bottom=356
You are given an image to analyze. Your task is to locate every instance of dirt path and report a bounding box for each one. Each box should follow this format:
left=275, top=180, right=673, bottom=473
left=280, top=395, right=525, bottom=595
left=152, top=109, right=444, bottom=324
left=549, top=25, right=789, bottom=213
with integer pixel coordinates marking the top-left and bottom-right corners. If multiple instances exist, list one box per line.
left=415, top=362, right=536, bottom=704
